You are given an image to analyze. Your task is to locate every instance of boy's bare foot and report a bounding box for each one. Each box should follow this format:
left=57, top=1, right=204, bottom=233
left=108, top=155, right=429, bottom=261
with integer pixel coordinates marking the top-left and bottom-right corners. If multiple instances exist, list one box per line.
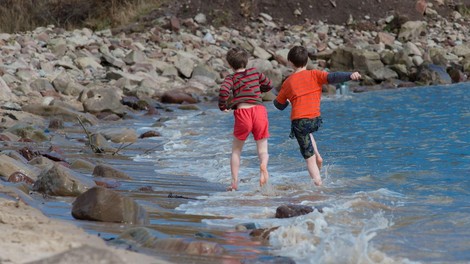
left=259, top=165, right=269, bottom=187
left=227, top=179, right=238, bottom=191
left=313, top=177, right=322, bottom=186
left=226, top=183, right=238, bottom=191
left=226, top=186, right=236, bottom=191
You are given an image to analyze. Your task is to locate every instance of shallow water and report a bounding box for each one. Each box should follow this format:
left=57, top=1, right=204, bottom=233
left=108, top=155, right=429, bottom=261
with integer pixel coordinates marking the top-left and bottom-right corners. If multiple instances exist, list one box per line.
left=36, top=83, right=470, bottom=263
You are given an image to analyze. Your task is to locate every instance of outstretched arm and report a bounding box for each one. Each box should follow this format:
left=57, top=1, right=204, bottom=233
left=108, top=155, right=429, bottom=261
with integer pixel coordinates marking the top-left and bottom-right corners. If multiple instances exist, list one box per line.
left=259, top=72, right=274, bottom=93
left=327, top=72, right=361, bottom=84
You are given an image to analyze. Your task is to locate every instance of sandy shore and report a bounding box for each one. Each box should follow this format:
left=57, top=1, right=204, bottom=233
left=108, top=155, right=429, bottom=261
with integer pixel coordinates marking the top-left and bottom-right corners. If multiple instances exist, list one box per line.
left=0, top=184, right=169, bottom=264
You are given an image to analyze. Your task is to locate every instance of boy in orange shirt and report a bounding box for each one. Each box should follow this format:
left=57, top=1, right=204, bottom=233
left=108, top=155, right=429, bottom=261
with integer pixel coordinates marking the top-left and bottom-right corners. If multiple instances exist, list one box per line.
left=273, top=46, right=361, bottom=186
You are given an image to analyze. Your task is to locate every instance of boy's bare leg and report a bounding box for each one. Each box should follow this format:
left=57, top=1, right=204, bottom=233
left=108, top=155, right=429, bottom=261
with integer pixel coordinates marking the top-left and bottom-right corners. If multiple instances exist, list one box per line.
left=306, top=155, right=322, bottom=186
left=310, top=133, right=323, bottom=170
left=255, top=138, right=269, bottom=187
left=228, top=137, right=245, bottom=191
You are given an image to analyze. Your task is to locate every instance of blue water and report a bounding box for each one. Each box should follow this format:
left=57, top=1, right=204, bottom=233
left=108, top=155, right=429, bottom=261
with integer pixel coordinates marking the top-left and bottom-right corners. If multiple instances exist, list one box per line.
left=149, top=83, right=470, bottom=263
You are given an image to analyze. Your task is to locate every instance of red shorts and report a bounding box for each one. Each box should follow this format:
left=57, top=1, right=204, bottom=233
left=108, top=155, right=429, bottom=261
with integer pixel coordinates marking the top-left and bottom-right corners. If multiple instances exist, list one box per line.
left=233, top=105, right=269, bottom=141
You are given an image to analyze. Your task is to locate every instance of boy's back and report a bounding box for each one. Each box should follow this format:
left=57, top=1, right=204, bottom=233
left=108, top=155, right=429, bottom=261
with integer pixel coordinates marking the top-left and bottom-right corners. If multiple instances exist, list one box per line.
left=276, top=70, right=329, bottom=120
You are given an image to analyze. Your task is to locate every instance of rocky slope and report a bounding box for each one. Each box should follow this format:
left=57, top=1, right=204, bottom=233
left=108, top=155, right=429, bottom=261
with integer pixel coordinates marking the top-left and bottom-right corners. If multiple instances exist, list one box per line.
left=152, top=0, right=467, bottom=28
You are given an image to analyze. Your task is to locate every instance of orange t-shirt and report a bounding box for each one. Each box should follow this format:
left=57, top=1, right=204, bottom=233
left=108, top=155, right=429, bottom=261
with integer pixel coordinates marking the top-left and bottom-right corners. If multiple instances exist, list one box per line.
left=276, top=70, right=328, bottom=120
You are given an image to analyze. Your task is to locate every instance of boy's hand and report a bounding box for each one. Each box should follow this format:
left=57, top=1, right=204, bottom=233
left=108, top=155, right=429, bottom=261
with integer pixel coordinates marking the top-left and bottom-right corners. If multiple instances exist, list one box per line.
left=350, top=72, right=362, bottom=80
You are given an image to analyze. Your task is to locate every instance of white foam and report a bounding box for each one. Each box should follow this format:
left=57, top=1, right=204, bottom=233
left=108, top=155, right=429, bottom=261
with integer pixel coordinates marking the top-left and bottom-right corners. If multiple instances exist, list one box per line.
left=269, top=210, right=398, bottom=264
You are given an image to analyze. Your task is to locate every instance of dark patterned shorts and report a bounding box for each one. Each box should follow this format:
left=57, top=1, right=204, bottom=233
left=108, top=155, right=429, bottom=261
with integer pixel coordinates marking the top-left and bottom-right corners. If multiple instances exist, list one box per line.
left=290, top=117, right=323, bottom=159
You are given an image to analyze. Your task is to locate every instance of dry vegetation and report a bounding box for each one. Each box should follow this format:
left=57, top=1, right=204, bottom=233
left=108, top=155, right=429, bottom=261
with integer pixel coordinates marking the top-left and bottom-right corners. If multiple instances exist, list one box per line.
left=0, top=0, right=166, bottom=33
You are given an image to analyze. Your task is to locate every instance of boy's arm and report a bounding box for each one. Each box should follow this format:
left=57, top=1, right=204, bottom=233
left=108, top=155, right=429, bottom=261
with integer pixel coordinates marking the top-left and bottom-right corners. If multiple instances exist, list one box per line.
left=327, top=72, right=361, bottom=84
left=259, top=72, right=274, bottom=93
left=273, top=84, right=289, bottom=111
left=273, top=99, right=289, bottom=110
left=218, top=77, right=233, bottom=111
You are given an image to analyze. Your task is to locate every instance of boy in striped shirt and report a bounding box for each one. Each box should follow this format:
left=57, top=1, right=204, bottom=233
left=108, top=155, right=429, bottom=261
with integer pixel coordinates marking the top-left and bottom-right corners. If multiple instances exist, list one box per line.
left=273, top=46, right=361, bottom=186
left=219, top=48, right=274, bottom=191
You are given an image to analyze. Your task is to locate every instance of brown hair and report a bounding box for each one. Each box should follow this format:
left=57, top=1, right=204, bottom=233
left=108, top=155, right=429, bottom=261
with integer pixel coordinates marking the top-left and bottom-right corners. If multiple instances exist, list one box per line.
left=287, top=46, right=309, bottom=68
left=226, top=47, right=249, bottom=70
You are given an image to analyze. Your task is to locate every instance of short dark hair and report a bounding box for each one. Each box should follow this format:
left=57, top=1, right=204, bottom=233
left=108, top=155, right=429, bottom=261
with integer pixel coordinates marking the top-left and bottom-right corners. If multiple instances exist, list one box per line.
left=287, top=46, right=308, bottom=68
left=226, top=48, right=249, bottom=70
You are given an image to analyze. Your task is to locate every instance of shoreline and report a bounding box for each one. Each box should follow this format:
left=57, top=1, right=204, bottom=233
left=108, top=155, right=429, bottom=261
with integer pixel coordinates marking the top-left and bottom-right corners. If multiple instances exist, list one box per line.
left=0, top=107, right=228, bottom=263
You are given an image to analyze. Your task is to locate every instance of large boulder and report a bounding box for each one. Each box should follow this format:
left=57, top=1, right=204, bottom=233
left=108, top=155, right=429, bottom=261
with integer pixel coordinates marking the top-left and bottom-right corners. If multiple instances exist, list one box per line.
left=52, top=71, right=86, bottom=96
left=329, top=47, right=355, bottom=71
left=33, top=163, right=95, bottom=196
left=71, top=186, right=149, bottom=225
left=352, top=49, right=385, bottom=77
left=414, top=64, right=452, bottom=85
left=81, top=87, right=126, bottom=115
left=398, top=21, right=427, bottom=42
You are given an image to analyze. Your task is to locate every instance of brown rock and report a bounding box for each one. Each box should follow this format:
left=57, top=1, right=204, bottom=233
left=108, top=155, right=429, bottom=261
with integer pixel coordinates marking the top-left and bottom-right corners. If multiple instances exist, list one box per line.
left=249, top=227, right=280, bottom=240
left=139, top=131, right=161, bottom=139
left=161, top=92, right=197, bottom=104
left=275, top=204, right=320, bottom=218
left=8, top=172, right=35, bottom=185
left=71, top=186, right=149, bottom=224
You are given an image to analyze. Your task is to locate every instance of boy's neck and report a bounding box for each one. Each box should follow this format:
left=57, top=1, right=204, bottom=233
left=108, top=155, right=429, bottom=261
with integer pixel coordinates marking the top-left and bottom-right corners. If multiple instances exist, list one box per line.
left=235, top=68, right=246, bottom=72
left=294, top=66, right=307, bottom=73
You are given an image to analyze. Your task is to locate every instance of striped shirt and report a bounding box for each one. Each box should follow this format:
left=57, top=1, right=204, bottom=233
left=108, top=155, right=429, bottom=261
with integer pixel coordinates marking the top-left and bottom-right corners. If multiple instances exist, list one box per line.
left=218, top=68, right=273, bottom=111
left=276, top=70, right=328, bottom=120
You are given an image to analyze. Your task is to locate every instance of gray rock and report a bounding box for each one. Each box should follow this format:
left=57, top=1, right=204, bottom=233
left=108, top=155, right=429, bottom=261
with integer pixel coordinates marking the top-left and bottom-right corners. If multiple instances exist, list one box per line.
left=72, top=186, right=149, bottom=224
left=82, top=88, right=126, bottom=115
left=33, top=163, right=95, bottom=196
left=97, top=127, right=137, bottom=143
left=398, top=21, right=427, bottom=42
